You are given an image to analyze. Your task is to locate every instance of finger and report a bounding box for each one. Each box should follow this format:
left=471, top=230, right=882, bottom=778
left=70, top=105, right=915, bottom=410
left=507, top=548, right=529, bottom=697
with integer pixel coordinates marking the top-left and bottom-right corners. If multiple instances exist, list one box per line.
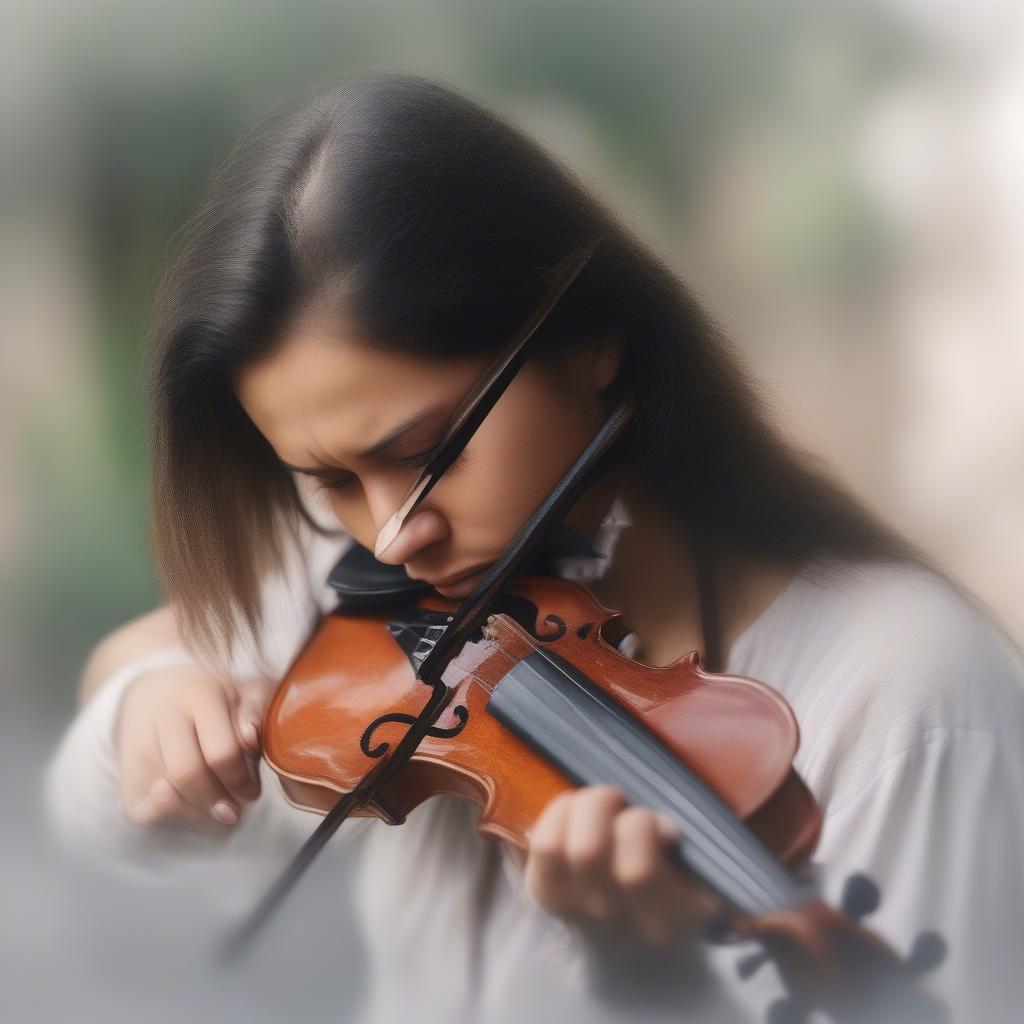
left=155, top=709, right=238, bottom=823
left=564, top=785, right=628, bottom=922
left=237, top=710, right=261, bottom=755
left=612, top=807, right=686, bottom=947
left=119, top=719, right=164, bottom=811
left=233, top=679, right=273, bottom=751
left=191, top=687, right=261, bottom=803
left=653, top=812, right=721, bottom=932
left=128, top=777, right=220, bottom=832
left=525, top=790, right=575, bottom=915
left=655, top=810, right=681, bottom=846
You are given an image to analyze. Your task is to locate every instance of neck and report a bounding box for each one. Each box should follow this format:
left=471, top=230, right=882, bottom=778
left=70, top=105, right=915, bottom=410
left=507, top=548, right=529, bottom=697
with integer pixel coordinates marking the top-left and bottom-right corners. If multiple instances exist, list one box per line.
left=571, top=470, right=799, bottom=669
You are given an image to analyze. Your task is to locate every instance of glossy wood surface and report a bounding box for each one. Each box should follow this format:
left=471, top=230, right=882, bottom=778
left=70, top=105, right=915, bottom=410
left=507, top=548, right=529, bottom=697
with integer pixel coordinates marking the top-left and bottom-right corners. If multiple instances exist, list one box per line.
left=262, top=575, right=821, bottom=864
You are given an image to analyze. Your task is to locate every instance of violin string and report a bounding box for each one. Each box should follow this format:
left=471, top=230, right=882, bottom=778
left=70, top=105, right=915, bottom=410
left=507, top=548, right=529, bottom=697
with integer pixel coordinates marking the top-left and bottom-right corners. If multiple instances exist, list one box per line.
left=435, top=618, right=795, bottom=908
left=512, top=628, right=799, bottom=909
left=450, top=621, right=796, bottom=911
left=553, top=682, right=792, bottom=912
left=446, top=663, right=795, bottom=903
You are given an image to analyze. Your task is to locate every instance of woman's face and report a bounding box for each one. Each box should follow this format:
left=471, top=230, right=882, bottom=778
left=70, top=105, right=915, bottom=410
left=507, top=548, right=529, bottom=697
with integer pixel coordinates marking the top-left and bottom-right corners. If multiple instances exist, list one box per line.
left=235, top=315, right=621, bottom=598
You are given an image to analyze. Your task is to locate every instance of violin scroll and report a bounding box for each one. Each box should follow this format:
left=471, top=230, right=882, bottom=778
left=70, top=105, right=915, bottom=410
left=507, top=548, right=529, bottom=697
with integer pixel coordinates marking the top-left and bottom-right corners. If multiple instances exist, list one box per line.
left=733, top=873, right=947, bottom=1024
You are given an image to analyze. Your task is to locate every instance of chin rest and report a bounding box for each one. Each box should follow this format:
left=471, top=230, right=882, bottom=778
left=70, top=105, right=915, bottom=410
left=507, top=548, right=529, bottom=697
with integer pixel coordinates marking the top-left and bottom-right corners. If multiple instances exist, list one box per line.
left=327, top=523, right=601, bottom=612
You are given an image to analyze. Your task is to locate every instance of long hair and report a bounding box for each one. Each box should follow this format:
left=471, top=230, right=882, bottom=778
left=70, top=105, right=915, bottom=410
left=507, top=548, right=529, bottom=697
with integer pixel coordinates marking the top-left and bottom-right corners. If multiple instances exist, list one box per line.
left=146, top=70, right=915, bottom=666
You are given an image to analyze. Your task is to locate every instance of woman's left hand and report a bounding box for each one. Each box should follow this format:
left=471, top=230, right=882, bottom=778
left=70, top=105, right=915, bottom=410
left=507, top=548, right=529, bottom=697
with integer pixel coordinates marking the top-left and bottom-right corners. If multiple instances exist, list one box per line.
left=520, top=784, right=721, bottom=949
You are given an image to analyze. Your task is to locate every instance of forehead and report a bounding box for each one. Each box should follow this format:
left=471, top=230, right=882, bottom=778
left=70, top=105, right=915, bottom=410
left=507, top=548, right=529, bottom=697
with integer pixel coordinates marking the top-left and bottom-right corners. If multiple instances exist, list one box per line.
left=234, top=322, right=487, bottom=465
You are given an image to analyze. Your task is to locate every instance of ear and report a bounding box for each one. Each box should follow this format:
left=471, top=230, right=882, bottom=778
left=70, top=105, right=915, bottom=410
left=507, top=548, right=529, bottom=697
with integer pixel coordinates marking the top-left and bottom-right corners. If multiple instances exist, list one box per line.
left=548, top=335, right=622, bottom=397
left=591, top=333, right=623, bottom=393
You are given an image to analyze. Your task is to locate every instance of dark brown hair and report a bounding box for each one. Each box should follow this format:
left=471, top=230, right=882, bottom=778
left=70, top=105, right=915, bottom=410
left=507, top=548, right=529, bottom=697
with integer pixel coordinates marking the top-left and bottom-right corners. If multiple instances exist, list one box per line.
left=147, top=70, right=915, bottom=667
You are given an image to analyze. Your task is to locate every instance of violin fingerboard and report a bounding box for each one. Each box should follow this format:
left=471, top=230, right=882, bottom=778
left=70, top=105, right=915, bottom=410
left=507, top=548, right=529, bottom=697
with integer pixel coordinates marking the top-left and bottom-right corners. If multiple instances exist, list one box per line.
left=487, top=647, right=809, bottom=916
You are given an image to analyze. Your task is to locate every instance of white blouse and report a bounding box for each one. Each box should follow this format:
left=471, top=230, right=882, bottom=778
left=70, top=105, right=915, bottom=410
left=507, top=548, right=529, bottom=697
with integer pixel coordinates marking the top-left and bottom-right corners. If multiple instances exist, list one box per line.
left=42, top=498, right=1024, bottom=1023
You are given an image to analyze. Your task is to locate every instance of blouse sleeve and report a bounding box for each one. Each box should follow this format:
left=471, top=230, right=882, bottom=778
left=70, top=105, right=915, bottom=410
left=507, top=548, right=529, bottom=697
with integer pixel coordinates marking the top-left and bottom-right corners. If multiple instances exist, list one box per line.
left=40, top=483, right=358, bottom=886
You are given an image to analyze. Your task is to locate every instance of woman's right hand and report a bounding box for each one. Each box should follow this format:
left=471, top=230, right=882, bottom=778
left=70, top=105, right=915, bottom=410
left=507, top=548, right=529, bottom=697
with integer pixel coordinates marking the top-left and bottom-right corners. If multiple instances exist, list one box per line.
left=115, top=663, right=272, bottom=834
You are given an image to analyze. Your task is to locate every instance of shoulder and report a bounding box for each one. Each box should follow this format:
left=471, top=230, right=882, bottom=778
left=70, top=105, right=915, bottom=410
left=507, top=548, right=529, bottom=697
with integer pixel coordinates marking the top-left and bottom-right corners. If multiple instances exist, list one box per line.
left=813, top=558, right=1021, bottom=711
left=760, top=557, right=1024, bottom=810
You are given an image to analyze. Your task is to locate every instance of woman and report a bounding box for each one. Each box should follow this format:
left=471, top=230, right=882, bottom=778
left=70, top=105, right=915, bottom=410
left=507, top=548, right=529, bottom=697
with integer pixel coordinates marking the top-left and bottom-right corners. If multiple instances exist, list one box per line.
left=45, top=71, right=1024, bottom=1023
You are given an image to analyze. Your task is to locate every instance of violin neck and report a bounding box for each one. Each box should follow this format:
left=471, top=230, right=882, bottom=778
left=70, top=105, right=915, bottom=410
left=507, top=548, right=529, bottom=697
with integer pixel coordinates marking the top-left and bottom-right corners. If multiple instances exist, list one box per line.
left=487, top=645, right=812, bottom=917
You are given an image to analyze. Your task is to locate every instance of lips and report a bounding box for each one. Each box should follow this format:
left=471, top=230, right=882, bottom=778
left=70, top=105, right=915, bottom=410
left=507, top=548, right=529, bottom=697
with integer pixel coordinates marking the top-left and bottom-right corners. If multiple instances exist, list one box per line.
left=432, top=567, right=492, bottom=599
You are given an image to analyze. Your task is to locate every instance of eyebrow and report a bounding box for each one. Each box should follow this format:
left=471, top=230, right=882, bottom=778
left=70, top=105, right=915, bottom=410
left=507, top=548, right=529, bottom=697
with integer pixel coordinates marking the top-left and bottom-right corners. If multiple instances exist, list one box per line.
left=281, top=405, right=449, bottom=477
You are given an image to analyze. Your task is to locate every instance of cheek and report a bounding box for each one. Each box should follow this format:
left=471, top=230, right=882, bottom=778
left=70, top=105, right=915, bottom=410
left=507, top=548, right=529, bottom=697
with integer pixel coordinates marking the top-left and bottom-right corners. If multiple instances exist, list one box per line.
left=310, top=376, right=597, bottom=559
left=438, top=391, right=595, bottom=549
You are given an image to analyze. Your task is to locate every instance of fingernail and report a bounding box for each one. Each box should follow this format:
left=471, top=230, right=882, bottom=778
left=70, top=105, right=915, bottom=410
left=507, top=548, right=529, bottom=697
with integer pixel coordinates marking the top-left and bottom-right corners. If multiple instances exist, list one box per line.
left=212, top=801, right=238, bottom=825
left=656, top=811, right=680, bottom=842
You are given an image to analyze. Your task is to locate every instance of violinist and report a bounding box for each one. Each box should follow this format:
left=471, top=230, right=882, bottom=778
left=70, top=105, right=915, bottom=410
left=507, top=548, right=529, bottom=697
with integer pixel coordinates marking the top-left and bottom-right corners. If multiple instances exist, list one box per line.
left=45, top=71, right=1024, bottom=1023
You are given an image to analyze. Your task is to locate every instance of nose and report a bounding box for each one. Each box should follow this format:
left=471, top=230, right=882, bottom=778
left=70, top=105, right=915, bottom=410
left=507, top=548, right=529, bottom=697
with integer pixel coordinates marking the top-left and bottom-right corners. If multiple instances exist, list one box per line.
left=373, top=506, right=448, bottom=565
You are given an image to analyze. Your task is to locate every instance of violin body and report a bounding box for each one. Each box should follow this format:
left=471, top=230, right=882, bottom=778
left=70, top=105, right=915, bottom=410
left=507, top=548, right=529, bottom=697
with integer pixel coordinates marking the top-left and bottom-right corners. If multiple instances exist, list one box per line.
left=254, top=573, right=945, bottom=1021
left=262, top=575, right=821, bottom=865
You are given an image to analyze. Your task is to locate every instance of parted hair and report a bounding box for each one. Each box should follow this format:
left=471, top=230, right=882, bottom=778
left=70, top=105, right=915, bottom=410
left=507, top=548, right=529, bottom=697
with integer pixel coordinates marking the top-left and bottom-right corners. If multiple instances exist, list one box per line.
left=146, top=70, right=914, bottom=668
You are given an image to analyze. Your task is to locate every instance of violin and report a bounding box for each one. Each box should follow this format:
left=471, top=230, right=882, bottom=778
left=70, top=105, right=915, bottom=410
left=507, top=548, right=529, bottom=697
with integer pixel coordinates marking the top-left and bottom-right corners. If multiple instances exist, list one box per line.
left=262, top=572, right=823, bottom=874
left=246, top=566, right=942, bottom=1024
left=218, top=245, right=946, bottom=1021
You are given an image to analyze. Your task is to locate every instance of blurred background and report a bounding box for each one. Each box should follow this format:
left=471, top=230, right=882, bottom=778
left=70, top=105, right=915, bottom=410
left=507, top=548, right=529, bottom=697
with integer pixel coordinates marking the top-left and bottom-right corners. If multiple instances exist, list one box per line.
left=4, top=1, right=1022, bottom=1021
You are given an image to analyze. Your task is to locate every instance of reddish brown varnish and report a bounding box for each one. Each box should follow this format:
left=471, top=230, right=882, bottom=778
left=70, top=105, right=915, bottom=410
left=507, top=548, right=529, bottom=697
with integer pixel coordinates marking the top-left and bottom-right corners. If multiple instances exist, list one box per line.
left=260, top=574, right=943, bottom=1020
left=262, top=574, right=821, bottom=867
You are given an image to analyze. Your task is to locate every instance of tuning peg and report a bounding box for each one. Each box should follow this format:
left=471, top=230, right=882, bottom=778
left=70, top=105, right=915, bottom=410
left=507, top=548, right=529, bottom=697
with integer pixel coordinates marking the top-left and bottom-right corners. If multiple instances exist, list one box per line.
left=841, top=872, right=881, bottom=920
left=766, top=996, right=809, bottom=1024
left=907, top=930, right=947, bottom=974
left=736, top=949, right=770, bottom=979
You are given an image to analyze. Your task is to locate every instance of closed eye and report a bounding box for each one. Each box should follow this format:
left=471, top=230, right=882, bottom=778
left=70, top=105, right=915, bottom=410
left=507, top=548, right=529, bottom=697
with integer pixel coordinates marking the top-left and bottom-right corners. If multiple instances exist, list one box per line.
left=314, top=446, right=468, bottom=495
